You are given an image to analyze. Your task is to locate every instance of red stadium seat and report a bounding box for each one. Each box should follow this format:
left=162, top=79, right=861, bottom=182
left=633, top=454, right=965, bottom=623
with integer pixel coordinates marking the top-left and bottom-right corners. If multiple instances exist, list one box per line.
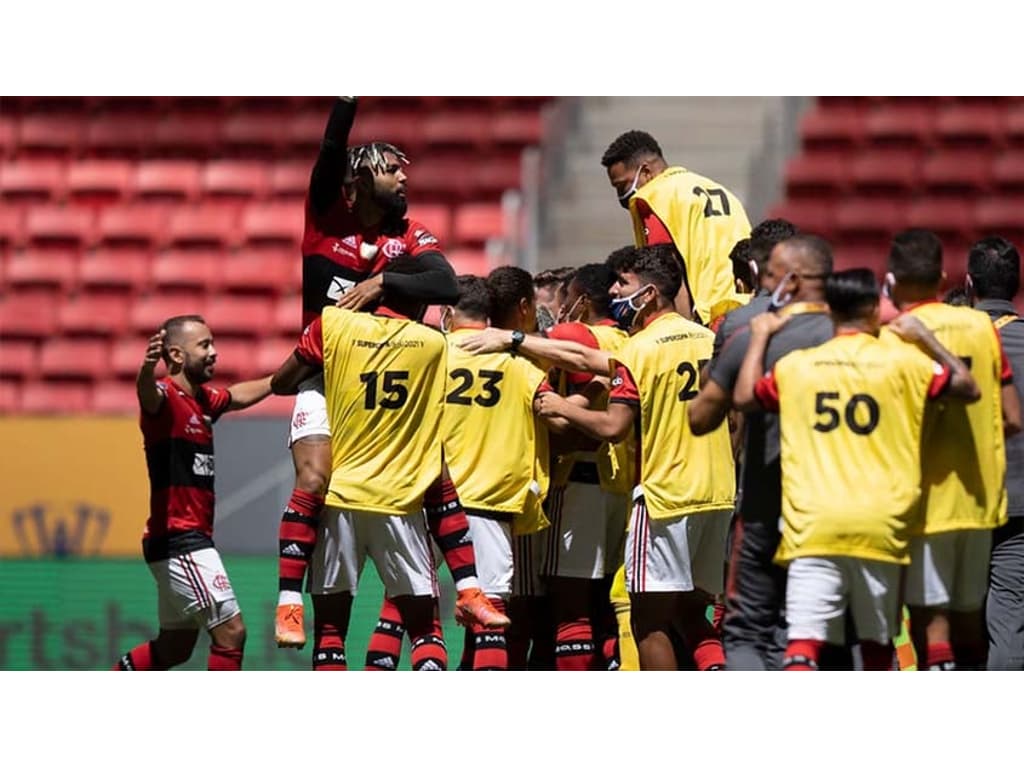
left=167, top=205, right=241, bottom=249
left=85, top=115, right=161, bottom=156
left=113, top=335, right=154, bottom=379
left=831, top=244, right=887, bottom=275
left=0, top=207, right=25, bottom=248
left=207, top=337, right=260, bottom=381
left=446, top=248, right=489, bottom=276
left=92, top=380, right=139, bottom=414
left=0, top=292, right=60, bottom=338
left=836, top=199, right=910, bottom=238
left=0, top=115, right=16, bottom=157
left=423, top=112, right=491, bottom=150
left=255, top=335, right=299, bottom=374
left=409, top=204, right=452, bottom=246
left=273, top=294, right=302, bottom=335
left=78, top=248, right=152, bottom=290
left=347, top=112, right=424, bottom=155
left=67, top=159, right=135, bottom=202
left=201, top=161, right=270, bottom=200
left=413, top=156, right=477, bottom=201
left=203, top=294, right=275, bottom=337
left=865, top=104, right=937, bottom=148
left=20, top=380, right=93, bottom=414
left=905, top=197, right=976, bottom=240
left=4, top=250, right=78, bottom=290
left=59, top=291, right=132, bottom=337
left=154, top=114, right=224, bottom=155
left=453, top=204, right=505, bottom=247
left=135, top=160, right=202, bottom=201
left=849, top=151, right=921, bottom=196
left=97, top=204, right=171, bottom=248
left=269, top=162, right=310, bottom=199
left=1006, top=105, right=1024, bottom=147
left=151, top=249, right=223, bottom=292
left=476, top=155, right=523, bottom=196
left=240, top=202, right=302, bottom=247
left=920, top=150, right=993, bottom=194
left=220, top=250, right=296, bottom=295
left=0, top=380, right=21, bottom=412
left=286, top=112, right=327, bottom=154
left=38, top=338, right=108, bottom=379
left=936, top=103, right=1005, bottom=148
left=991, top=152, right=1024, bottom=193
left=129, top=292, right=206, bottom=335
left=491, top=111, right=544, bottom=147
left=784, top=151, right=851, bottom=198
left=24, top=207, right=95, bottom=247
left=0, top=339, right=38, bottom=378
left=764, top=199, right=837, bottom=238
left=0, top=159, right=67, bottom=201
left=222, top=113, right=290, bottom=154
left=975, top=198, right=1024, bottom=241
left=799, top=108, right=867, bottom=151
left=17, top=116, right=83, bottom=156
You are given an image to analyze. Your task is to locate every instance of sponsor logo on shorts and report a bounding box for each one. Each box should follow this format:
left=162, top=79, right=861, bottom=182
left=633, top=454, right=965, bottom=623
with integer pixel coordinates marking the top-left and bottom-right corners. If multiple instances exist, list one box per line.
left=212, top=574, right=231, bottom=591
left=292, top=411, right=308, bottom=430
left=192, top=454, right=215, bottom=477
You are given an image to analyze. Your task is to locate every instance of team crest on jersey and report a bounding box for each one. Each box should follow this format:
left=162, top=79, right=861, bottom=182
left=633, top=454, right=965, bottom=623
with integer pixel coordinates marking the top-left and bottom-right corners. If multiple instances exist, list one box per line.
left=381, top=238, right=407, bottom=260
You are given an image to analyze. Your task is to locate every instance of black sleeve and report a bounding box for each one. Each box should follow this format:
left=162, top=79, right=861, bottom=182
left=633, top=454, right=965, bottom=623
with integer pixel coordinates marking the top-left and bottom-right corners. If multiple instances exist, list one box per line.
left=381, top=250, right=459, bottom=304
left=309, top=98, right=358, bottom=217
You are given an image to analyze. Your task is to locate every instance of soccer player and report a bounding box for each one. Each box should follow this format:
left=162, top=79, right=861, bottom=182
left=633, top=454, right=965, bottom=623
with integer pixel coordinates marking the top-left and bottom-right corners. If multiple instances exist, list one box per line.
left=114, top=316, right=273, bottom=671
left=534, top=266, right=577, bottom=332
left=886, top=229, right=1022, bottom=670
left=734, top=268, right=979, bottom=671
left=689, top=234, right=833, bottom=670
left=271, top=260, right=451, bottom=671
left=276, top=96, right=499, bottom=649
left=464, top=245, right=737, bottom=670
left=601, top=130, right=751, bottom=326
left=964, top=236, right=1024, bottom=669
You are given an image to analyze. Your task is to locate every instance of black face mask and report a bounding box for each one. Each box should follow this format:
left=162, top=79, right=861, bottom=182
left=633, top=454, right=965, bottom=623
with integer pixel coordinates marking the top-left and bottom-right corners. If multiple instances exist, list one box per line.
left=617, top=166, right=644, bottom=210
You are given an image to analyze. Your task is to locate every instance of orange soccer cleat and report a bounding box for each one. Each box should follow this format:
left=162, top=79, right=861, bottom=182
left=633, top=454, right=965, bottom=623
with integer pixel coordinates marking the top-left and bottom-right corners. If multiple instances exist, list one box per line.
left=275, top=603, right=306, bottom=649
left=455, top=588, right=511, bottom=629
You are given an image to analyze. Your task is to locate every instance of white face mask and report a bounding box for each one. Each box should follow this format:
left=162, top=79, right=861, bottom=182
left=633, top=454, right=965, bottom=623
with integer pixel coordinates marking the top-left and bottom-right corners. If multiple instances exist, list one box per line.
left=770, top=271, right=795, bottom=309
left=440, top=307, right=453, bottom=334
left=558, top=295, right=585, bottom=324
left=617, top=166, right=644, bottom=210
left=881, top=272, right=895, bottom=301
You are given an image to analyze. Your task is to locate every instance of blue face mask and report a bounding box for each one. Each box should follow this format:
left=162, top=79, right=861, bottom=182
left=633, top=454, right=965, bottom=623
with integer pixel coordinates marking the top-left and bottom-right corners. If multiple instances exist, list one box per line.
left=610, top=284, right=654, bottom=329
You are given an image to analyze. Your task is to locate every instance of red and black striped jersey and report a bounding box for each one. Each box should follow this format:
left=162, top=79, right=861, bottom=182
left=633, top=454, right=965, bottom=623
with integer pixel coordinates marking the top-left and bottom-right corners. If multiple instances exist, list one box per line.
left=139, top=377, right=231, bottom=559
left=301, top=194, right=442, bottom=329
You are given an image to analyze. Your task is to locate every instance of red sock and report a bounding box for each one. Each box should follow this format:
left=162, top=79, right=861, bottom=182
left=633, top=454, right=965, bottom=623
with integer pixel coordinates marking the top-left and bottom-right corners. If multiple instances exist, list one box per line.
left=861, top=641, right=894, bottom=671
left=555, top=618, right=596, bottom=671
left=693, top=637, right=727, bottom=671
left=313, top=615, right=347, bottom=671
left=113, top=641, right=165, bottom=671
left=365, top=598, right=405, bottom=670
left=423, top=474, right=477, bottom=590
left=926, top=641, right=956, bottom=671
left=208, top=645, right=243, bottom=671
left=602, top=634, right=620, bottom=670
left=784, top=639, right=825, bottom=670
left=409, top=618, right=447, bottom=671
left=278, top=489, right=325, bottom=593
left=472, top=598, right=509, bottom=670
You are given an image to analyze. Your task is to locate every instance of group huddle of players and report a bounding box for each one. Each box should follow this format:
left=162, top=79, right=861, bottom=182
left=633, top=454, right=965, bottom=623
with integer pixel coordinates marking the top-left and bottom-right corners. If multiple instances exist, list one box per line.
left=115, top=97, right=1024, bottom=672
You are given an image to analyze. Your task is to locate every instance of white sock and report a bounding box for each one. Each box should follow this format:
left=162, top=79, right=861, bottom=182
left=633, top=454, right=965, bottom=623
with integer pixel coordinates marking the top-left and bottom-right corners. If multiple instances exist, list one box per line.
left=278, top=591, right=303, bottom=607
left=454, top=577, right=480, bottom=593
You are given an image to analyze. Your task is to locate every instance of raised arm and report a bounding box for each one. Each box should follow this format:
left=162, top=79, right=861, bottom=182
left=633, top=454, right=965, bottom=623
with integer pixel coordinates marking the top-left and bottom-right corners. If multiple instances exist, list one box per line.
left=734, top=313, right=789, bottom=412
left=309, top=97, right=358, bottom=217
left=137, top=330, right=167, bottom=415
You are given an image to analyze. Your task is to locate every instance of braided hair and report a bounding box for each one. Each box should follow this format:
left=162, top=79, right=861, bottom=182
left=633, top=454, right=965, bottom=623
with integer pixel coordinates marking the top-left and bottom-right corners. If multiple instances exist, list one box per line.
left=348, top=142, right=409, bottom=179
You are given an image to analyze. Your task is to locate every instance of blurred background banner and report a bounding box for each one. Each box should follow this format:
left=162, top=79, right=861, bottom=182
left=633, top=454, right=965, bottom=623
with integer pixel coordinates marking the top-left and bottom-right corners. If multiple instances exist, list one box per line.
left=0, top=416, right=149, bottom=557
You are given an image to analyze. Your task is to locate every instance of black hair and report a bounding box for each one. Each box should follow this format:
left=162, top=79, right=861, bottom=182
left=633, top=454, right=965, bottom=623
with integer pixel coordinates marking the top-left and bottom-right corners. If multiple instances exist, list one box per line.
left=487, top=266, right=535, bottom=322
left=606, top=245, right=639, bottom=277
left=889, top=229, right=943, bottom=286
left=729, top=238, right=755, bottom=288
left=943, top=285, right=972, bottom=307
left=825, top=268, right=879, bottom=322
left=454, top=274, right=492, bottom=322
left=967, top=235, right=1020, bottom=301
left=534, top=266, right=576, bottom=290
left=750, top=217, right=800, bottom=246
left=160, top=314, right=207, bottom=364
left=630, top=244, right=683, bottom=302
left=786, top=233, right=834, bottom=277
left=571, top=262, right=616, bottom=318
left=600, top=130, right=663, bottom=169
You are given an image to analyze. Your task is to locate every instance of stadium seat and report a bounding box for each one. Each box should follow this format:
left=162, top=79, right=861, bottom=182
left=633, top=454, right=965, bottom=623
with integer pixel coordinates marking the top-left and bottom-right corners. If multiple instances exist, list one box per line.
left=491, top=111, right=544, bottom=147
left=4, top=250, right=78, bottom=290
left=975, top=198, right=1024, bottom=241
left=85, top=115, right=161, bottom=156
left=476, top=155, right=523, bottom=196
left=410, top=204, right=452, bottom=245
left=20, top=380, right=93, bottom=414
left=0, top=339, right=38, bottom=378
left=59, top=291, right=132, bottom=337
left=273, top=294, right=301, bottom=335
left=0, top=115, right=15, bottom=157
left=905, top=197, right=976, bottom=240
left=220, top=250, right=296, bottom=295
left=222, top=113, right=290, bottom=154
left=112, top=335, right=150, bottom=379
left=154, top=114, right=224, bottom=155
left=920, top=150, right=993, bottom=194
left=135, top=160, right=202, bottom=201
left=67, top=159, right=135, bottom=203
left=347, top=112, right=424, bottom=155
left=414, top=157, right=477, bottom=201
left=865, top=104, right=936, bottom=148
left=167, top=205, right=241, bottom=249
left=423, top=112, right=491, bottom=150
left=269, top=162, right=310, bottom=199
left=446, top=248, right=489, bottom=276
left=453, top=204, right=505, bottom=247
left=0, top=380, right=21, bottom=412
left=1005, top=104, right=1024, bottom=146
left=39, top=338, right=107, bottom=380
left=286, top=112, right=326, bottom=154
left=784, top=151, right=851, bottom=198
left=16, top=116, right=83, bottom=156
left=763, top=200, right=837, bottom=238
left=78, top=248, right=151, bottom=290
left=129, top=292, right=206, bottom=335
left=201, top=161, right=270, bottom=200
left=97, top=204, right=171, bottom=248
left=0, top=159, right=67, bottom=201
left=256, top=335, right=298, bottom=374
left=92, top=380, right=139, bottom=414
left=936, top=103, right=1005, bottom=148
left=0, top=207, right=25, bottom=248
left=831, top=244, right=887, bottom=275
left=0, top=292, right=60, bottom=338
left=849, top=151, right=921, bottom=196
left=799, top=108, right=867, bottom=151
left=991, top=152, right=1024, bottom=193
left=151, top=249, right=223, bottom=292
left=203, top=294, right=275, bottom=337
left=835, top=199, right=909, bottom=238
left=240, top=202, right=302, bottom=247
left=206, top=337, right=259, bottom=380
left=24, top=207, right=96, bottom=247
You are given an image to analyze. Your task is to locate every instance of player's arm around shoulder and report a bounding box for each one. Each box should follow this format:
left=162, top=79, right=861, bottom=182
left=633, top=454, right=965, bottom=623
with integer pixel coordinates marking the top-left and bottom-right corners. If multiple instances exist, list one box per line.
left=733, top=312, right=789, bottom=412
left=137, top=329, right=167, bottom=416
left=888, top=313, right=980, bottom=403
left=227, top=374, right=273, bottom=411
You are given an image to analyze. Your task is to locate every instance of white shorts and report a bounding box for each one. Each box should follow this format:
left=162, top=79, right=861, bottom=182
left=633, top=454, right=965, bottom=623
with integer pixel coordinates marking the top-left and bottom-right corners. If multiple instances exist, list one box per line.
left=786, top=556, right=902, bottom=645
left=148, top=547, right=240, bottom=631
left=310, top=506, right=438, bottom=599
left=542, top=482, right=630, bottom=579
left=905, top=529, right=993, bottom=611
left=288, top=374, right=331, bottom=447
left=625, top=491, right=730, bottom=594
left=466, top=513, right=514, bottom=598
left=512, top=529, right=548, bottom=597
